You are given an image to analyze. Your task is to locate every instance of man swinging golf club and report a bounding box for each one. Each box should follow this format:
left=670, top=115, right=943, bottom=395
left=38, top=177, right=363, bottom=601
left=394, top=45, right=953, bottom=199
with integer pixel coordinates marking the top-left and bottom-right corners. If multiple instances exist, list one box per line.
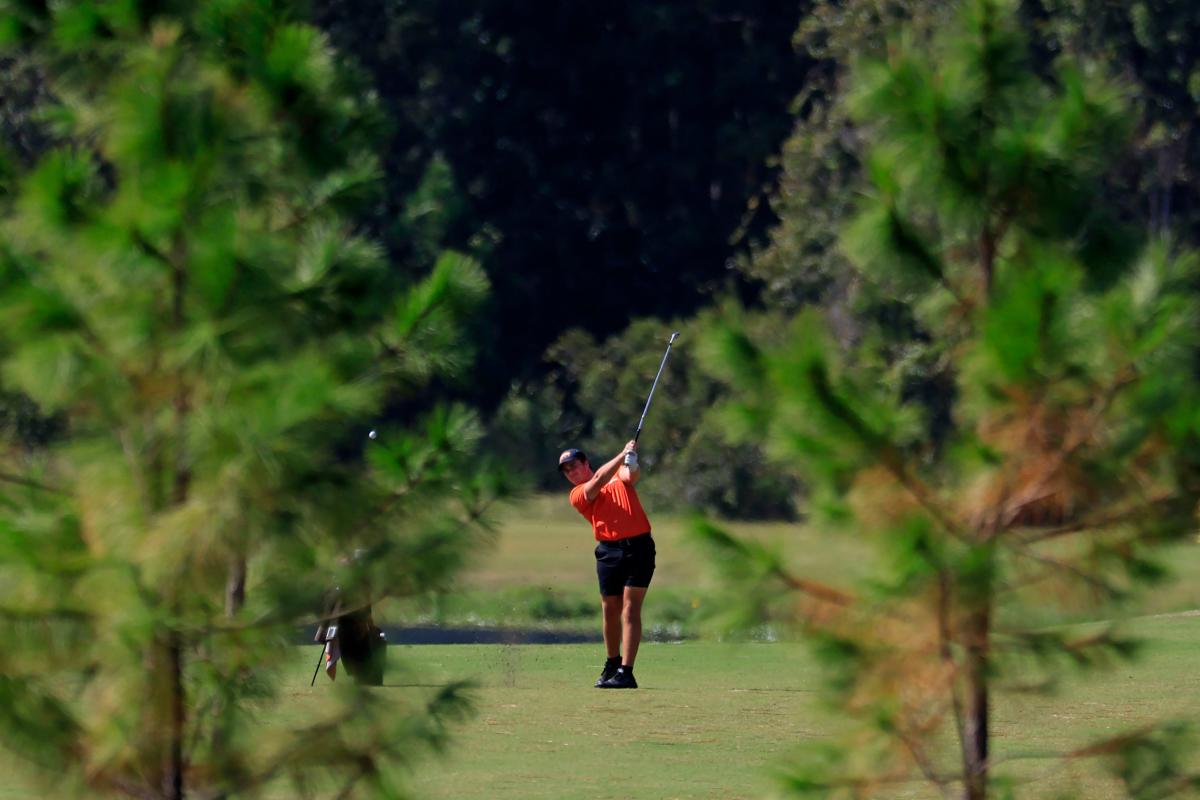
left=559, top=332, right=678, bottom=689
left=559, top=441, right=652, bottom=688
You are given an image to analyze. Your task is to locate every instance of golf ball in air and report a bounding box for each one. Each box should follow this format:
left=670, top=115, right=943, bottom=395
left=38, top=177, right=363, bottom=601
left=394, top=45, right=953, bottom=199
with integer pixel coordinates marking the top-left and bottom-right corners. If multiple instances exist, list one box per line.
left=368, top=430, right=377, bottom=440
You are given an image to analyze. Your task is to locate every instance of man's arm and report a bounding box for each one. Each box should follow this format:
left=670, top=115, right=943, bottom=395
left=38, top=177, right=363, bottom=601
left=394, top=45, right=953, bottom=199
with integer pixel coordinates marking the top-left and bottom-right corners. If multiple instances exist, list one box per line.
left=582, top=440, right=636, bottom=501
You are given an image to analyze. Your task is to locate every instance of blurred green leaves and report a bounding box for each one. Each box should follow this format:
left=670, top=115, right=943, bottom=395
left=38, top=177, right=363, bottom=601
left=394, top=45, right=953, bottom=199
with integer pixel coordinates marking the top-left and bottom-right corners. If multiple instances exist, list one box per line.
left=0, top=1, right=507, bottom=797
left=696, top=0, right=1200, bottom=797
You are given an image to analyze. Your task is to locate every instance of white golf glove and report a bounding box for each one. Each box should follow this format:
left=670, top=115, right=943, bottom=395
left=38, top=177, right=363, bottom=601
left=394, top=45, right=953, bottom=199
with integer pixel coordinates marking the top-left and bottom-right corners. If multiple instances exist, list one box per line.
left=623, top=450, right=638, bottom=469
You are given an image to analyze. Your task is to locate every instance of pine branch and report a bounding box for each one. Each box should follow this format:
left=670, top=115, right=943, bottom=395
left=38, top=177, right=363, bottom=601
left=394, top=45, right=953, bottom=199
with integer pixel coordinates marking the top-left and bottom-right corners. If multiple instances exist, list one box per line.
left=775, top=567, right=856, bottom=607
left=231, top=707, right=362, bottom=794
left=1066, top=723, right=1162, bottom=759
left=270, top=173, right=379, bottom=234
left=1007, top=542, right=1123, bottom=598
left=332, top=767, right=368, bottom=800
left=986, top=723, right=1168, bottom=787
left=992, top=369, right=1138, bottom=534
left=894, top=724, right=956, bottom=800
left=0, top=606, right=90, bottom=622
left=0, top=470, right=65, bottom=494
left=1017, top=492, right=1182, bottom=545
left=807, top=361, right=967, bottom=541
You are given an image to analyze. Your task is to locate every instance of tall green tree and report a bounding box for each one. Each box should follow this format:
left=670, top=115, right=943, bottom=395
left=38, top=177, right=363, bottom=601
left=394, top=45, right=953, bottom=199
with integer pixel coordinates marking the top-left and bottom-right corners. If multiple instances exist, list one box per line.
left=698, top=1, right=1200, bottom=797
left=745, top=0, right=1200, bottom=322
left=0, top=2, right=503, bottom=798
left=736, top=0, right=961, bottom=454
left=737, top=0, right=948, bottom=318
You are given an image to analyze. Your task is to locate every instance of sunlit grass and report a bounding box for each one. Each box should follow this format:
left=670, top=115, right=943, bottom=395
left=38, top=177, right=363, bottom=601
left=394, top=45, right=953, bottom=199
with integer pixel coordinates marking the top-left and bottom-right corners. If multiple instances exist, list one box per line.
left=284, top=620, right=1200, bottom=799
left=380, top=492, right=883, bottom=633
left=6, top=497, right=1200, bottom=799
left=4, top=604, right=1200, bottom=798
left=380, top=494, right=1200, bottom=634
left=333, top=621, right=1200, bottom=800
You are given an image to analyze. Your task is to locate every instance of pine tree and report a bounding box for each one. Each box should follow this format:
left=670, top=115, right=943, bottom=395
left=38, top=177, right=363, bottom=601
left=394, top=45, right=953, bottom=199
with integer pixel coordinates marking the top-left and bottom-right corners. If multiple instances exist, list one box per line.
left=697, top=1, right=1200, bottom=797
left=0, top=2, right=504, bottom=798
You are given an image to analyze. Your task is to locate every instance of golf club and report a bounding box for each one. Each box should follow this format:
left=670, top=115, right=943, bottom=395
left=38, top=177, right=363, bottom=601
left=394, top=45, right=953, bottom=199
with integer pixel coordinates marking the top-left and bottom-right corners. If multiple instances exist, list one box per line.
left=310, top=647, right=324, bottom=686
left=633, top=331, right=680, bottom=443
left=311, top=624, right=335, bottom=686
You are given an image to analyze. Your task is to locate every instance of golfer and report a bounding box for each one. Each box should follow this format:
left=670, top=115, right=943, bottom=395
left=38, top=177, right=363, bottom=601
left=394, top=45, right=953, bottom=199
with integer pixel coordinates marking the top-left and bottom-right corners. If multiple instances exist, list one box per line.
left=559, top=440, right=654, bottom=689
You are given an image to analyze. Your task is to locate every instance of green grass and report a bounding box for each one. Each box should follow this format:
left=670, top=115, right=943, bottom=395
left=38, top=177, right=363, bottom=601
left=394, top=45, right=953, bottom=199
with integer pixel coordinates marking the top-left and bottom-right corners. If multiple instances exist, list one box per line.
left=461, top=495, right=882, bottom=589
left=8, top=625, right=1200, bottom=799
left=383, top=494, right=1200, bottom=636
left=381, top=494, right=884, bottom=633
left=7, top=498, right=1200, bottom=799
left=374, top=497, right=1200, bottom=797
left=399, top=641, right=824, bottom=800
left=346, top=621, right=1200, bottom=800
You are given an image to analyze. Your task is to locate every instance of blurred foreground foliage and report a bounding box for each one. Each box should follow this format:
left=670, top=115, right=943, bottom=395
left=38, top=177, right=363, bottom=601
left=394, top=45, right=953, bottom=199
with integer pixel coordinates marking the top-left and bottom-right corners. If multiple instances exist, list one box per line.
left=694, top=1, right=1200, bottom=797
left=0, top=2, right=509, bottom=798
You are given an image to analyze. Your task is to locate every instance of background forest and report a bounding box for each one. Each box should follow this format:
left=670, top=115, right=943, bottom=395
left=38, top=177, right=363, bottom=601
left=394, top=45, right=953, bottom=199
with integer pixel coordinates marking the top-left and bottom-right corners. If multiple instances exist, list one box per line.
left=6, top=1, right=1200, bottom=513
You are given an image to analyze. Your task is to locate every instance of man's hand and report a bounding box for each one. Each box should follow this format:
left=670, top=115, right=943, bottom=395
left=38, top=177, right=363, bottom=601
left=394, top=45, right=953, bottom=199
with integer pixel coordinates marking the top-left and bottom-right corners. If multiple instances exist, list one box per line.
left=620, top=439, right=640, bottom=485
left=584, top=441, right=640, bottom=501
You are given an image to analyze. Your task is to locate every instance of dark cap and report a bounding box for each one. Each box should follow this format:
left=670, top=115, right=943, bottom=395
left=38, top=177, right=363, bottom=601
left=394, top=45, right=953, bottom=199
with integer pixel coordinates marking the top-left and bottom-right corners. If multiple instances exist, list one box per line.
left=557, top=448, right=587, bottom=471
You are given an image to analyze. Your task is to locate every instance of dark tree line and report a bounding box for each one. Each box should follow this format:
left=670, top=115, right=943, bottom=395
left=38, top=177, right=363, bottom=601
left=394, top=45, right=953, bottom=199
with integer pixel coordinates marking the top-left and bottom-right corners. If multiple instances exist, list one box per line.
left=312, top=0, right=810, bottom=403
left=7, top=0, right=1200, bottom=502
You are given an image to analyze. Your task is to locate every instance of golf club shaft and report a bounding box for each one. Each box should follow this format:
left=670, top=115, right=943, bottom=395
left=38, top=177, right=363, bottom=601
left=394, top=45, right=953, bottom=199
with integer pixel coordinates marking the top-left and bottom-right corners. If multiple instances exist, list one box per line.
left=311, top=644, right=326, bottom=686
left=634, top=332, right=680, bottom=442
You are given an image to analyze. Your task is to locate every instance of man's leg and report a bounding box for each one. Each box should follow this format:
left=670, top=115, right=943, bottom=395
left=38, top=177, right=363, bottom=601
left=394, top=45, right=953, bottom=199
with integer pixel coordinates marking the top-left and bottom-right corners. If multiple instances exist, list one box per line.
left=621, top=586, right=648, bottom=668
left=594, top=543, right=627, bottom=686
left=601, top=594, right=623, bottom=659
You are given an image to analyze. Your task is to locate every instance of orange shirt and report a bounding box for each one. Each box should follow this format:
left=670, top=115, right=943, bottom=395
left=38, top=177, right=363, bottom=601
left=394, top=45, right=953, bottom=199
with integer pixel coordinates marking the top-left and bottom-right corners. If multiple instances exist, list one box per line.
left=569, top=475, right=652, bottom=541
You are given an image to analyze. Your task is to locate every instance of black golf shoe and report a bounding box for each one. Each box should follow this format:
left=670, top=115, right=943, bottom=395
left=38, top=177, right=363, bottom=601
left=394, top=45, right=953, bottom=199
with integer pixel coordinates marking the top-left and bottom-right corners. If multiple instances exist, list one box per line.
left=599, top=667, right=637, bottom=689
left=594, top=658, right=621, bottom=688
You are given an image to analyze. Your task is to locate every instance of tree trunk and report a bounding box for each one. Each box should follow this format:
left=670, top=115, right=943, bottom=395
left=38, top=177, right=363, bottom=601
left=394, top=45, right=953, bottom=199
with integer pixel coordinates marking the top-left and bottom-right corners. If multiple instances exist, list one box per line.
left=960, top=595, right=992, bottom=800
left=171, top=235, right=191, bottom=507
left=225, top=556, right=246, bottom=617
left=166, top=633, right=186, bottom=800
left=980, top=225, right=996, bottom=300
left=165, top=233, right=190, bottom=800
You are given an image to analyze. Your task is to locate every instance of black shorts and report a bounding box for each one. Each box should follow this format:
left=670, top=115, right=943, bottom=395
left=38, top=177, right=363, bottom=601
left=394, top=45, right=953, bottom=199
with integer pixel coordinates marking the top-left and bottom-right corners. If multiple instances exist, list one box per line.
left=595, top=533, right=656, bottom=596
